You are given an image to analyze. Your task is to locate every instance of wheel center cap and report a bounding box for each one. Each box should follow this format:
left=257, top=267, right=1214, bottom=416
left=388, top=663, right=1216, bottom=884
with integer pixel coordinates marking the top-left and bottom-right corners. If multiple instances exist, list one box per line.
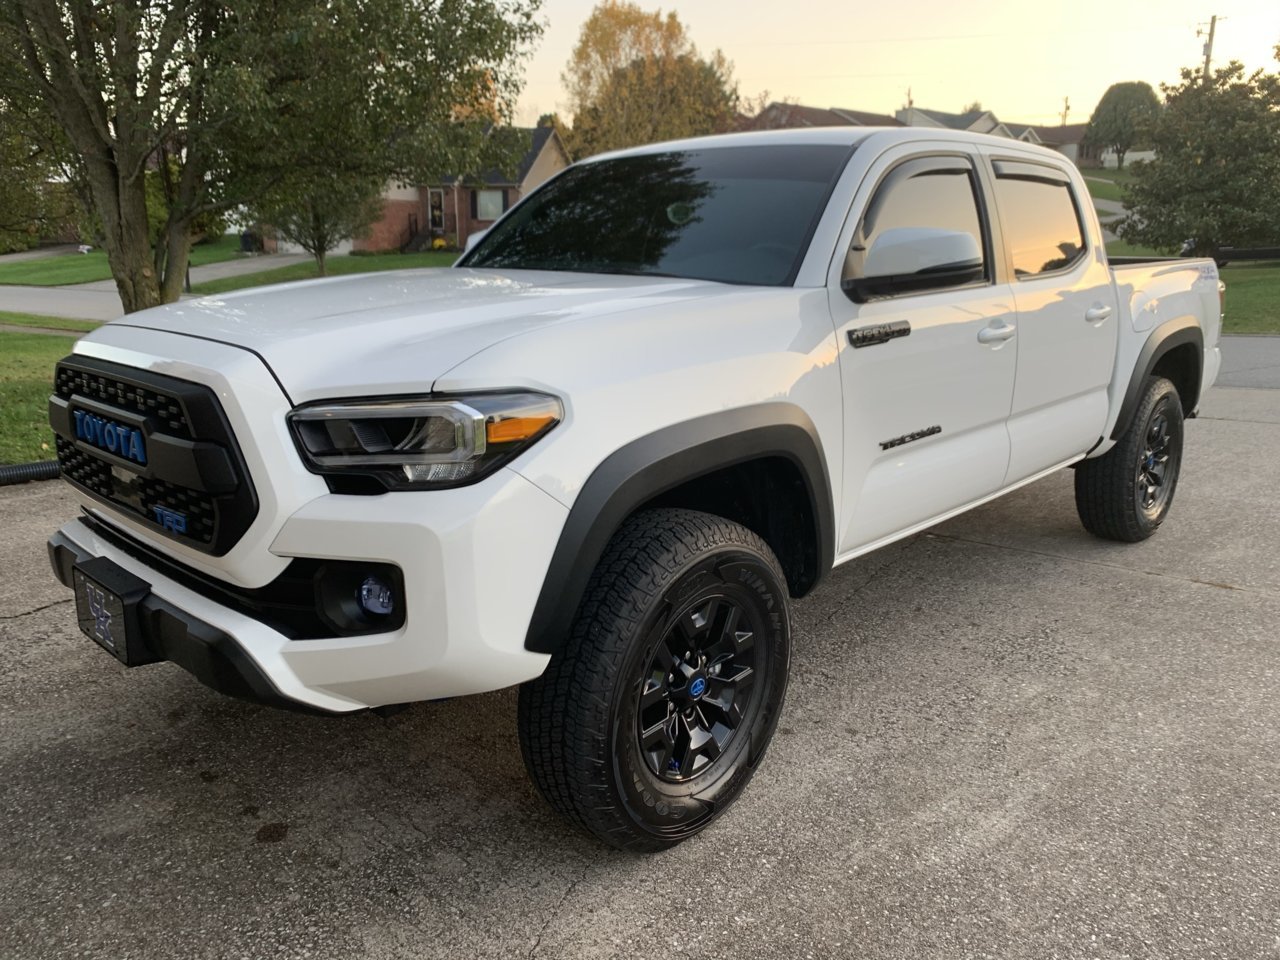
left=689, top=676, right=708, bottom=699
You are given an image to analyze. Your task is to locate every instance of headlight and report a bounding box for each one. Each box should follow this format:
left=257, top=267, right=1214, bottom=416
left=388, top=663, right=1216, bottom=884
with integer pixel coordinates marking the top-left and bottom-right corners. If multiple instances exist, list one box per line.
left=288, top=392, right=562, bottom=490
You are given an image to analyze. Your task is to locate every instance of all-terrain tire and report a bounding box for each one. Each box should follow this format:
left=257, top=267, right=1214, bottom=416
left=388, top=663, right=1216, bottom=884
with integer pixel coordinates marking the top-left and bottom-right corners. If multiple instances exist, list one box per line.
left=1075, top=376, right=1184, bottom=542
left=518, top=508, right=791, bottom=851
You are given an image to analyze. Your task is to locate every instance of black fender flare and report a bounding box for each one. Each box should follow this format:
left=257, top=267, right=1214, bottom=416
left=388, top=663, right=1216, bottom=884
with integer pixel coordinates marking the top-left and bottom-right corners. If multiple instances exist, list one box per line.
left=524, top=403, right=835, bottom=655
left=1111, top=316, right=1204, bottom=440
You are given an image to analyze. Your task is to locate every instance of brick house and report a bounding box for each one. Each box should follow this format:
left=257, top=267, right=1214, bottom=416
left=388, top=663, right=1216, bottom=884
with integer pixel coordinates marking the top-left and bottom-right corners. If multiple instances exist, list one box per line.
left=356, top=126, right=570, bottom=253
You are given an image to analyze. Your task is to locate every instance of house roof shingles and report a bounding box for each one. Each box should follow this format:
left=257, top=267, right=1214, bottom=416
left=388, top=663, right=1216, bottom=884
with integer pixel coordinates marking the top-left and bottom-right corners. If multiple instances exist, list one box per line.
left=748, top=102, right=902, bottom=130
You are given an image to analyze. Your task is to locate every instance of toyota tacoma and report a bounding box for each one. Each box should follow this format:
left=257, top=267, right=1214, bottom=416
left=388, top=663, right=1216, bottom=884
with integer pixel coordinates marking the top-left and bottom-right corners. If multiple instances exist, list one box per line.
left=47, top=128, right=1223, bottom=850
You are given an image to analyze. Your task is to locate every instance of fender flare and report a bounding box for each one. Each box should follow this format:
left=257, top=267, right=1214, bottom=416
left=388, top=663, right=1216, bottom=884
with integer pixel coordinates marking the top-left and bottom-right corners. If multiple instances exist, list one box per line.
left=1111, top=317, right=1204, bottom=440
left=523, top=404, right=835, bottom=655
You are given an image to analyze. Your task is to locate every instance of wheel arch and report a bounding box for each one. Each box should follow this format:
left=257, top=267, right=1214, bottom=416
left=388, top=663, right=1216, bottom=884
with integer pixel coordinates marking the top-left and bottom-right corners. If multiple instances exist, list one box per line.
left=1111, top=317, right=1204, bottom=441
left=523, top=404, right=835, bottom=655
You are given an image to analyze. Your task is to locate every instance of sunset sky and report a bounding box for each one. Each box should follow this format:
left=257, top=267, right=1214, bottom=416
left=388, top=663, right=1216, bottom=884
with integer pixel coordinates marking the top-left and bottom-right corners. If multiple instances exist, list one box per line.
left=514, top=0, right=1279, bottom=128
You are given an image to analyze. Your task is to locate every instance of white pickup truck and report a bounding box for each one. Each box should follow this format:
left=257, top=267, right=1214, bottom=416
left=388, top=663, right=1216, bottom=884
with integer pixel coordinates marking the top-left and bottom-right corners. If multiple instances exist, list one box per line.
left=47, top=128, right=1222, bottom=850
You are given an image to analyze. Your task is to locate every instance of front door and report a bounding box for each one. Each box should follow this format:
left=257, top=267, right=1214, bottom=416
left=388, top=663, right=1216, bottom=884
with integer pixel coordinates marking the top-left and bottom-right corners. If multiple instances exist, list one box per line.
left=828, top=145, right=1018, bottom=555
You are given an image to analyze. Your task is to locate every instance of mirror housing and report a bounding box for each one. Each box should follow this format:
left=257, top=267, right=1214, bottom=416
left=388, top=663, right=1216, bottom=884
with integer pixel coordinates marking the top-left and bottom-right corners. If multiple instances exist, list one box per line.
left=465, top=229, right=489, bottom=253
left=843, top=227, right=984, bottom=303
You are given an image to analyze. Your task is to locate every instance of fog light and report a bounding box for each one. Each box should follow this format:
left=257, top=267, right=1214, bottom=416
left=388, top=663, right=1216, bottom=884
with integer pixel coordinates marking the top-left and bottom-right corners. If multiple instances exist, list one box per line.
left=358, top=576, right=395, bottom=616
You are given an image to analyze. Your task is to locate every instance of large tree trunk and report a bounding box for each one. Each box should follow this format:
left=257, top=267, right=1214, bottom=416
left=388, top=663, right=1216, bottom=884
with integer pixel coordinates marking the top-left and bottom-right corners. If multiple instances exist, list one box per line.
left=158, top=221, right=193, bottom=304
left=82, top=155, right=162, bottom=314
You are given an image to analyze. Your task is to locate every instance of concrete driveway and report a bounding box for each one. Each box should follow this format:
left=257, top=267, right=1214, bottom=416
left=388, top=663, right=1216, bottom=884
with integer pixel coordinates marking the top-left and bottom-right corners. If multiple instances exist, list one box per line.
left=2, top=383, right=1278, bottom=959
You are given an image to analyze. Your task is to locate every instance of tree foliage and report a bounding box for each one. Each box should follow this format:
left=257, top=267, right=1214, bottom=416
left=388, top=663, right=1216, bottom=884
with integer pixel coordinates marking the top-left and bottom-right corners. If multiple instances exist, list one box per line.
left=0, top=0, right=542, bottom=313
left=562, top=1, right=738, bottom=158
left=0, top=109, right=52, bottom=252
left=1120, top=59, right=1280, bottom=255
left=1085, top=81, right=1160, bottom=168
left=256, top=173, right=385, bottom=275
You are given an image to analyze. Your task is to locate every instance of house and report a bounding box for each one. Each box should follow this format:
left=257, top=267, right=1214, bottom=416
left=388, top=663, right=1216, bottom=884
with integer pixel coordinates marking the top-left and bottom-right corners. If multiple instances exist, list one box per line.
left=745, top=102, right=902, bottom=130
left=356, top=126, right=571, bottom=253
left=744, top=101, right=1099, bottom=167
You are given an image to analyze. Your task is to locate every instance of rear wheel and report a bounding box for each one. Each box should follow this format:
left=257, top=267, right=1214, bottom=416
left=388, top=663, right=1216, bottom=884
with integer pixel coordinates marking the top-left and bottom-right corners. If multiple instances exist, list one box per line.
left=1075, top=376, right=1184, bottom=542
left=518, top=508, right=790, bottom=851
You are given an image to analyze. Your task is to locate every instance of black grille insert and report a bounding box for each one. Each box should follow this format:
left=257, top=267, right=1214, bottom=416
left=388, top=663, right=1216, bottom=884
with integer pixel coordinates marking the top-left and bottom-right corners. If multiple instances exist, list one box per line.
left=51, top=356, right=258, bottom=555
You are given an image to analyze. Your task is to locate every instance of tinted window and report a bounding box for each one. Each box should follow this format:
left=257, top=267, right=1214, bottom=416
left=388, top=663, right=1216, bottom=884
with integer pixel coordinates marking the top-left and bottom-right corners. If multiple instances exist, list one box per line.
left=844, top=158, right=987, bottom=285
left=463, top=144, right=852, bottom=286
left=994, top=174, right=1087, bottom=277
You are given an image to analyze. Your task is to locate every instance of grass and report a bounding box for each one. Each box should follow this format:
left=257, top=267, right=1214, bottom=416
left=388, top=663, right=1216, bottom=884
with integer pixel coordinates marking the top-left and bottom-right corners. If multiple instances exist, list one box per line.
left=1083, top=166, right=1137, bottom=203
left=1220, top=262, right=1280, bottom=335
left=0, top=234, right=243, bottom=287
left=1105, top=238, right=1167, bottom=258
left=0, top=332, right=76, bottom=464
left=190, top=250, right=459, bottom=295
left=0, top=310, right=101, bottom=333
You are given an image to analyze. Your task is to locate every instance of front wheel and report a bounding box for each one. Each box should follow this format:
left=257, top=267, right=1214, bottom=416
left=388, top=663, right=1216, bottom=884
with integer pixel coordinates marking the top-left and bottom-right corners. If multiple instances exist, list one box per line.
left=518, top=508, right=790, bottom=851
left=1075, top=376, right=1185, bottom=542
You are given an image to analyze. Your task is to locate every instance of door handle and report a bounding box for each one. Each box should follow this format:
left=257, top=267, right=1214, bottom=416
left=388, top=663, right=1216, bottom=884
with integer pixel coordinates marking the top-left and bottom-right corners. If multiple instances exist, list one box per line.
left=1085, top=305, right=1112, bottom=323
left=977, top=322, right=1017, bottom=344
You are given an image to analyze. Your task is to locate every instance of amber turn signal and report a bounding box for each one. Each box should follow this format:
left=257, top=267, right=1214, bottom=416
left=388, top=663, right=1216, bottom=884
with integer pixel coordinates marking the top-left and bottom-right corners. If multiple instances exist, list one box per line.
left=487, top=415, right=555, bottom=445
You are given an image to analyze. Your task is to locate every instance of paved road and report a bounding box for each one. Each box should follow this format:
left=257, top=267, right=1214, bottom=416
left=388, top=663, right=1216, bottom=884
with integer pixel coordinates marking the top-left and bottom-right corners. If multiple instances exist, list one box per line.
left=1, top=253, right=309, bottom=321
left=2, top=381, right=1278, bottom=959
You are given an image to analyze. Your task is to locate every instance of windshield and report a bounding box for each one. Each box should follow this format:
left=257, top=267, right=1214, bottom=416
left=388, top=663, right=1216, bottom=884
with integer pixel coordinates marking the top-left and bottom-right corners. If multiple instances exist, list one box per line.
left=461, top=144, right=853, bottom=286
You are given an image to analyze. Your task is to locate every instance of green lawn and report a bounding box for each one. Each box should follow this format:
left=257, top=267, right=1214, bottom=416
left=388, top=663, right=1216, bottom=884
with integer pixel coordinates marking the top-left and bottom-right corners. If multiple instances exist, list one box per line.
left=0, top=332, right=76, bottom=464
left=1220, top=262, right=1280, bottom=335
left=0, top=310, right=101, bottom=333
left=1083, top=167, right=1137, bottom=203
left=0, top=234, right=243, bottom=287
left=190, top=250, right=459, bottom=295
left=1105, top=238, right=1168, bottom=258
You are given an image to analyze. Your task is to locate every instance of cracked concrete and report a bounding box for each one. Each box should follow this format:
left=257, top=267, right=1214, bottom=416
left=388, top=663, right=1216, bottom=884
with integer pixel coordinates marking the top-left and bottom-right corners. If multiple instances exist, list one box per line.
left=2, top=383, right=1279, bottom=959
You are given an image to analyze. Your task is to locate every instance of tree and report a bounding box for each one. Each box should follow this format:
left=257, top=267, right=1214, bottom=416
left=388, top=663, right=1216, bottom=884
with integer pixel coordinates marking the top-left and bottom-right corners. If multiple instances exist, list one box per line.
left=960, top=100, right=983, bottom=113
left=562, top=1, right=739, bottom=157
left=0, top=1, right=542, bottom=313
left=0, top=111, right=49, bottom=252
left=256, top=174, right=384, bottom=276
left=1119, top=59, right=1280, bottom=255
left=1085, top=81, right=1160, bottom=168
left=571, top=52, right=738, bottom=156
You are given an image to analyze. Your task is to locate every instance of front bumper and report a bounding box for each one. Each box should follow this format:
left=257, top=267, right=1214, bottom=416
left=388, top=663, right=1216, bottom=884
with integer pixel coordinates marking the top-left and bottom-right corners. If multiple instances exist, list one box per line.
left=49, top=467, right=568, bottom=713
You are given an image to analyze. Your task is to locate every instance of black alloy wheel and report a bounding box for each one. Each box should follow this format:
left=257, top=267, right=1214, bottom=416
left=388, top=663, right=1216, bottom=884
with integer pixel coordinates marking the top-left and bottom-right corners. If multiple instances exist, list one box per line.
left=636, top=594, right=763, bottom=783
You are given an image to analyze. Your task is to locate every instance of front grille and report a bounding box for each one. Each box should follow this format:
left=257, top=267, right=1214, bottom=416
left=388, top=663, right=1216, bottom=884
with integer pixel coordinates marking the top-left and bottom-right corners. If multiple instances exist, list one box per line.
left=51, top=356, right=258, bottom=555
left=54, top=366, right=190, bottom=436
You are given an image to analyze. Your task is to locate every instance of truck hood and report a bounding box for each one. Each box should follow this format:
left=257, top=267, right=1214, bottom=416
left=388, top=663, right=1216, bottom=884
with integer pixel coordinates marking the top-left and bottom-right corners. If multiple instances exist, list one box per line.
left=101, top=268, right=731, bottom=403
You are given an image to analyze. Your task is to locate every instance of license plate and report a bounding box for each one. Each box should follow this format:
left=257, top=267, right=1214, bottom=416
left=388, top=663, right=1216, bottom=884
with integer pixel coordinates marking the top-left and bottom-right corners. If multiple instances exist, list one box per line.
left=71, top=558, right=153, bottom=666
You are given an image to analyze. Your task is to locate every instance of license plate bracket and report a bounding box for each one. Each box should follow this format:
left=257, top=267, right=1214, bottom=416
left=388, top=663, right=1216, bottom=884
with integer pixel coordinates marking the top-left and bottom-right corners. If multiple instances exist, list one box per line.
left=72, top=557, right=158, bottom=666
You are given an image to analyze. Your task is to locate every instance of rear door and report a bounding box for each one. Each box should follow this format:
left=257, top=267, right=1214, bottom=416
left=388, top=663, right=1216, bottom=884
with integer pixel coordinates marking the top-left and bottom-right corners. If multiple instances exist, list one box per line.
left=827, top=142, right=1018, bottom=555
left=980, top=153, right=1119, bottom=482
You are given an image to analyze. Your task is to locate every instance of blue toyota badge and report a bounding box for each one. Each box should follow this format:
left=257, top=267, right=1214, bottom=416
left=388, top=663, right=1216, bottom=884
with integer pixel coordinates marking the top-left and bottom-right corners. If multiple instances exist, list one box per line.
left=689, top=677, right=707, bottom=698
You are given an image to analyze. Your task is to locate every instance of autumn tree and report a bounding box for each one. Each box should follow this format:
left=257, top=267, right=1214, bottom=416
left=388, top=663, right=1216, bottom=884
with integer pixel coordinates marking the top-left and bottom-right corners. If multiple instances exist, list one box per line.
left=563, top=1, right=739, bottom=157
left=1120, top=59, right=1280, bottom=255
left=1085, top=81, right=1160, bottom=168
left=0, top=1, right=542, bottom=313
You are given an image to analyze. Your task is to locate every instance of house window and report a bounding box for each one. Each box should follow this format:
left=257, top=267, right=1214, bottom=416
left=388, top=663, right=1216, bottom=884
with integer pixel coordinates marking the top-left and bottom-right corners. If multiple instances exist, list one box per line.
left=476, top=189, right=505, bottom=221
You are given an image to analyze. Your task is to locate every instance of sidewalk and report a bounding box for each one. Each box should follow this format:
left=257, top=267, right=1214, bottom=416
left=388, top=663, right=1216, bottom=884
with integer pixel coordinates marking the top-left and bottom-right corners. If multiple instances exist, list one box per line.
left=1, top=252, right=308, bottom=320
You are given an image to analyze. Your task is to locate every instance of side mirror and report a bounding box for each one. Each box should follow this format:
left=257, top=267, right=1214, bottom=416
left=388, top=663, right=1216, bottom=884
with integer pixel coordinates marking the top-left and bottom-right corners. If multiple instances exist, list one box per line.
left=843, top=227, right=984, bottom=303
left=465, top=229, right=489, bottom=253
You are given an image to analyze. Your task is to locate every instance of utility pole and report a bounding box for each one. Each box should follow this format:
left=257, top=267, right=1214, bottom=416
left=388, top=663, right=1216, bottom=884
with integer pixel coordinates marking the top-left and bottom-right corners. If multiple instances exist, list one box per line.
left=1197, top=15, right=1219, bottom=84
left=1060, top=96, right=1070, bottom=126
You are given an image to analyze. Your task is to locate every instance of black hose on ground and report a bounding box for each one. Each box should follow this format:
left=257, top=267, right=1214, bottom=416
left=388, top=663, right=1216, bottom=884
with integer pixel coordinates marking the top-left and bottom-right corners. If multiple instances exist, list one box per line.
left=0, top=461, right=61, bottom=486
